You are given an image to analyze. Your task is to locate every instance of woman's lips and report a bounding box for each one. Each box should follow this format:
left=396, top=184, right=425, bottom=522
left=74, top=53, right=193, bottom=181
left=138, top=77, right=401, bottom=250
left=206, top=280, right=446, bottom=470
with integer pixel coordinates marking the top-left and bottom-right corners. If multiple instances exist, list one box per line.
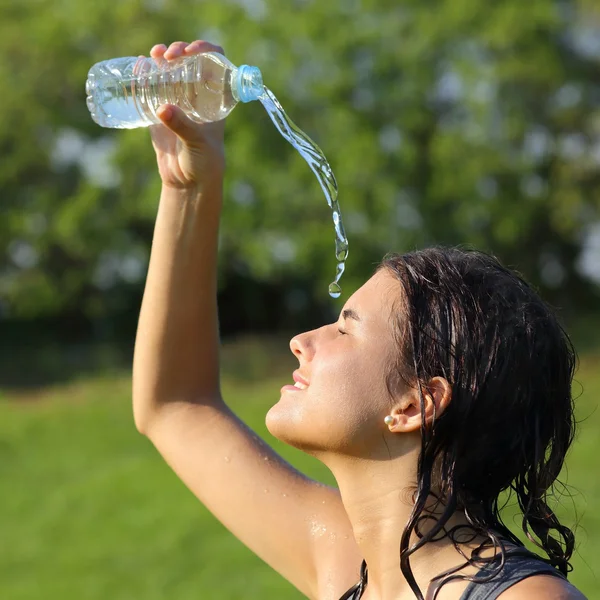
left=292, top=371, right=310, bottom=387
left=280, top=371, right=310, bottom=393
left=280, top=384, right=304, bottom=393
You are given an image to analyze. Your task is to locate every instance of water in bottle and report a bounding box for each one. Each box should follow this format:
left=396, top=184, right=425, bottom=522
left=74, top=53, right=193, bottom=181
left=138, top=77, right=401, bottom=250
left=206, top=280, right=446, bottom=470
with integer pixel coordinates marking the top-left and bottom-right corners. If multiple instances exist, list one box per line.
left=86, top=52, right=263, bottom=128
left=86, top=52, right=348, bottom=297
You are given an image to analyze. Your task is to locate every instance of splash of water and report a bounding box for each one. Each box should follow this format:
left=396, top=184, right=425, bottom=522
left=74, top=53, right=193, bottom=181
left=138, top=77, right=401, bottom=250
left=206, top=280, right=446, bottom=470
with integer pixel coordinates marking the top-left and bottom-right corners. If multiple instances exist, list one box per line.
left=258, top=87, right=348, bottom=298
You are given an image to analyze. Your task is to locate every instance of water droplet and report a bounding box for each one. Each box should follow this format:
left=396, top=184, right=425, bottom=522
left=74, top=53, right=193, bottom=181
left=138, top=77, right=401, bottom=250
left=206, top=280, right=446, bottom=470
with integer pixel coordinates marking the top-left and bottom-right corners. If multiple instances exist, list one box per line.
left=322, top=500, right=327, bottom=504
left=282, top=493, right=288, bottom=498
left=224, top=456, right=230, bottom=463
left=263, top=456, right=270, bottom=462
left=329, top=282, right=342, bottom=298
left=310, top=522, right=327, bottom=537
left=264, top=488, right=270, bottom=493
left=336, top=248, right=348, bottom=262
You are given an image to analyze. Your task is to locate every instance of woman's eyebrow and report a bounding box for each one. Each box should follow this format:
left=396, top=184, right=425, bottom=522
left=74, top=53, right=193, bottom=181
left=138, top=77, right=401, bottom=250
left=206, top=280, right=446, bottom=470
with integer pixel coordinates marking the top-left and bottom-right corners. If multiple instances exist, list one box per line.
left=342, top=308, right=361, bottom=322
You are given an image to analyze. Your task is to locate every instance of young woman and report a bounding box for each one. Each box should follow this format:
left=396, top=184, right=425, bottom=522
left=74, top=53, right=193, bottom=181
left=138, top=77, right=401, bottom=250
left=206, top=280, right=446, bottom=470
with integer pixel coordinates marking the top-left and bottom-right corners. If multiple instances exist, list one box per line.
left=133, top=40, right=587, bottom=600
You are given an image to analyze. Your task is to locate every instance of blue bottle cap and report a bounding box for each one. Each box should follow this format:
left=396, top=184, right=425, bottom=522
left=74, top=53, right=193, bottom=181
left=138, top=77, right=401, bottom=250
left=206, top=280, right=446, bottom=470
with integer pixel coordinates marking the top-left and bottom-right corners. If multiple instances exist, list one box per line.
left=236, top=65, right=264, bottom=103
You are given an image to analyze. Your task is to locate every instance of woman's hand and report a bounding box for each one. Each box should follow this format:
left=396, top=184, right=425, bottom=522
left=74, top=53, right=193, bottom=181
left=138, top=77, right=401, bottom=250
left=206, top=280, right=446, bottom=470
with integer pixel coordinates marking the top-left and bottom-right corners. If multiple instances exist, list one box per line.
left=149, top=40, right=226, bottom=191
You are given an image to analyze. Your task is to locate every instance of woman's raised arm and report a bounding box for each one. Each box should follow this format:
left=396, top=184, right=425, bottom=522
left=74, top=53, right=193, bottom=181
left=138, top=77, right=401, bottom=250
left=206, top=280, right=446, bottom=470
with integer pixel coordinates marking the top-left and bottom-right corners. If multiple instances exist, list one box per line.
left=132, top=40, right=361, bottom=599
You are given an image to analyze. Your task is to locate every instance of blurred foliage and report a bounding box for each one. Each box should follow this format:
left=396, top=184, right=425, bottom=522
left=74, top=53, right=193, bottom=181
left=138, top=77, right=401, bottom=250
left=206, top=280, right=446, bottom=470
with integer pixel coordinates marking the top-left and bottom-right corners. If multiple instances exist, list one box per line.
left=1, top=0, right=600, bottom=325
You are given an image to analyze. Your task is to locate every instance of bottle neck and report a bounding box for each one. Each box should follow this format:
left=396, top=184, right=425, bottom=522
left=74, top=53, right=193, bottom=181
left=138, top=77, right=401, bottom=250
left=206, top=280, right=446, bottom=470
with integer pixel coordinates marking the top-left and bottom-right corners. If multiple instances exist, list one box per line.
left=235, top=65, right=264, bottom=103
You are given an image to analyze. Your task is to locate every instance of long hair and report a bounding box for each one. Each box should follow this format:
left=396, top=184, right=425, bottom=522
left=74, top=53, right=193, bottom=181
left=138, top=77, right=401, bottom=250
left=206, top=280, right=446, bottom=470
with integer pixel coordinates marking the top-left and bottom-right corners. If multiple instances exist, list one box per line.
left=340, top=247, right=577, bottom=600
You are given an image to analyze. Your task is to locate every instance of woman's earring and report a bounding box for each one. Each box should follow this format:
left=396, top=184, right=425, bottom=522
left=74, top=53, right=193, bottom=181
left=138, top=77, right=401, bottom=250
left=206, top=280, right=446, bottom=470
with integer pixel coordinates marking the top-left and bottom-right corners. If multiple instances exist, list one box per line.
left=384, top=415, right=394, bottom=426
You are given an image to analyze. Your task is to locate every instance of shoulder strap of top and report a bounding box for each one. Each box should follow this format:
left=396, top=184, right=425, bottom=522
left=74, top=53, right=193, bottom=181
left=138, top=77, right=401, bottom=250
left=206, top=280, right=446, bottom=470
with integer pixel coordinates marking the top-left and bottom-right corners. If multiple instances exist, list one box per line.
left=459, top=553, right=567, bottom=600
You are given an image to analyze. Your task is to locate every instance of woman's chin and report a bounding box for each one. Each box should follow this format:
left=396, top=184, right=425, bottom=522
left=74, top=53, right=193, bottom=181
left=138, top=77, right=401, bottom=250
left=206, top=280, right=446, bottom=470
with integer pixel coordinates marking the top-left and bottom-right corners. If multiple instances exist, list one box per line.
left=266, top=400, right=295, bottom=439
left=265, top=400, right=312, bottom=449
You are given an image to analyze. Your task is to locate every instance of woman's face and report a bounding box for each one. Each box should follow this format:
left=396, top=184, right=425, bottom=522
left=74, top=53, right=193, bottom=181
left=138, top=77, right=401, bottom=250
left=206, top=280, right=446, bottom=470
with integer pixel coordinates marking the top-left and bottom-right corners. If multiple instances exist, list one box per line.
left=266, top=269, right=405, bottom=457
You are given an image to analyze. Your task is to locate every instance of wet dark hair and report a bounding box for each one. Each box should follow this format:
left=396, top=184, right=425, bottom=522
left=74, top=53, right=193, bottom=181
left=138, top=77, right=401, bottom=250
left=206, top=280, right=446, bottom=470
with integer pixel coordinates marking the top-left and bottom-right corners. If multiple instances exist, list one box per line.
left=340, top=247, right=577, bottom=600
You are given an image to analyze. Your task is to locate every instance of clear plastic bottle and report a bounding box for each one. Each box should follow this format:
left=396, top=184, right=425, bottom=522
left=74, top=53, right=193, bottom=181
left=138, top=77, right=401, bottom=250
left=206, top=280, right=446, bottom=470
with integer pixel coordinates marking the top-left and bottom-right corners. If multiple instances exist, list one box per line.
left=85, top=52, right=264, bottom=129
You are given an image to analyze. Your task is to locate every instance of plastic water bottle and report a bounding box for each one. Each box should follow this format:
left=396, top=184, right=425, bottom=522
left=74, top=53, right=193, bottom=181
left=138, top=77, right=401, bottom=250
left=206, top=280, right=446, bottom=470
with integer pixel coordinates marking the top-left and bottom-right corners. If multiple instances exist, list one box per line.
left=85, top=52, right=264, bottom=129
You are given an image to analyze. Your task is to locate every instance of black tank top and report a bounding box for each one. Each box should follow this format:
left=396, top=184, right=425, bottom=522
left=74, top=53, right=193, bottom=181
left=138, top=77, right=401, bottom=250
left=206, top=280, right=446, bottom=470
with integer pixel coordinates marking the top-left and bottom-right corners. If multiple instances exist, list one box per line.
left=459, top=552, right=573, bottom=599
left=348, top=552, right=576, bottom=599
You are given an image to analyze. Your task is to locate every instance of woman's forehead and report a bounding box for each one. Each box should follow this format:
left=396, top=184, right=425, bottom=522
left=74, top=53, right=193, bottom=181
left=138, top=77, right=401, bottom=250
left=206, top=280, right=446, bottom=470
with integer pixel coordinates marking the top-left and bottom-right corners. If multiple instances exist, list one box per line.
left=344, top=270, right=399, bottom=323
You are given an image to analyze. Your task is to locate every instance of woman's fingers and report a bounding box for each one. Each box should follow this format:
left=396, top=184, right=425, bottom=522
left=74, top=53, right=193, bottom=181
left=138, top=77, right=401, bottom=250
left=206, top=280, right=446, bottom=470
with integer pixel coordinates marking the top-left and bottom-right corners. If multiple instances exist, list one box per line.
left=150, top=44, right=167, bottom=68
left=150, top=40, right=225, bottom=64
left=156, top=104, right=201, bottom=142
left=150, top=44, right=167, bottom=59
left=163, top=41, right=189, bottom=60
left=149, top=39, right=227, bottom=143
left=183, top=40, right=225, bottom=56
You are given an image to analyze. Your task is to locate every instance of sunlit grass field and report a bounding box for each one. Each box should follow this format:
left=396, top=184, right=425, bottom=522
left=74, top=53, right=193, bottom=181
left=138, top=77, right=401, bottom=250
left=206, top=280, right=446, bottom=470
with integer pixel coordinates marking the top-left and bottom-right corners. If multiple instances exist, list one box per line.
left=1, top=337, right=598, bottom=599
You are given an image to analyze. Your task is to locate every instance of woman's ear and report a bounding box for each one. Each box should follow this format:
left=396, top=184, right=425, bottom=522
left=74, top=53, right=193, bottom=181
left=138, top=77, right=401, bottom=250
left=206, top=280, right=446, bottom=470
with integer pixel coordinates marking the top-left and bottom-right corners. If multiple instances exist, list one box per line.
left=386, top=377, right=452, bottom=433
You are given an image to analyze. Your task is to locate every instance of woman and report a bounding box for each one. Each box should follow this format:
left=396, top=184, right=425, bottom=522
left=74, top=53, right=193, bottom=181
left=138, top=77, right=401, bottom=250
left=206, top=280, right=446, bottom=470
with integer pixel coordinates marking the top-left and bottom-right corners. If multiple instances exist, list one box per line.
left=133, top=40, right=587, bottom=600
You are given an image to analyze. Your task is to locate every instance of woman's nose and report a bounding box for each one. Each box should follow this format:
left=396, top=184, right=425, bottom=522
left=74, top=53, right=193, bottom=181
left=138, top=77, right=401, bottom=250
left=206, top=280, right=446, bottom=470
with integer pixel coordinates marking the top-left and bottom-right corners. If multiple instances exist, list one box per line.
left=289, top=330, right=314, bottom=361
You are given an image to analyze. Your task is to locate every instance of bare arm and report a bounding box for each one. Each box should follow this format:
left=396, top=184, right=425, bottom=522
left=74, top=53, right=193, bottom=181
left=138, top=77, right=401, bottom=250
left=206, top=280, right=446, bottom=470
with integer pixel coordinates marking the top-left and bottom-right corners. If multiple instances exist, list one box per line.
left=132, top=40, right=361, bottom=599
left=133, top=181, right=223, bottom=429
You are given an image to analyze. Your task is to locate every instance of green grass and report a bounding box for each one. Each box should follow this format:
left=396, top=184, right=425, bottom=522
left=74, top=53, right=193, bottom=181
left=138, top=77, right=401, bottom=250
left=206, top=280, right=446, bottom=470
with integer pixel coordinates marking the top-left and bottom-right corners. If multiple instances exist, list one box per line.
left=0, top=338, right=598, bottom=599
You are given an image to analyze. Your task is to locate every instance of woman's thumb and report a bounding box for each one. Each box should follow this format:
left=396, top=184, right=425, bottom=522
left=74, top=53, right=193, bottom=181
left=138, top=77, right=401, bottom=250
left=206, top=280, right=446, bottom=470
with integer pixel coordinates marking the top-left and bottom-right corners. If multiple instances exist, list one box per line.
left=157, top=104, right=198, bottom=141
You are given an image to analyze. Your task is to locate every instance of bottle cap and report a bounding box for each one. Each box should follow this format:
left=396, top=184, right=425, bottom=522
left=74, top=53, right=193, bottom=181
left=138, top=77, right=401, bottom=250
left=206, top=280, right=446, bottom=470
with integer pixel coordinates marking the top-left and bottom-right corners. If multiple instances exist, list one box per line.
left=236, top=65, right=264, bottom=103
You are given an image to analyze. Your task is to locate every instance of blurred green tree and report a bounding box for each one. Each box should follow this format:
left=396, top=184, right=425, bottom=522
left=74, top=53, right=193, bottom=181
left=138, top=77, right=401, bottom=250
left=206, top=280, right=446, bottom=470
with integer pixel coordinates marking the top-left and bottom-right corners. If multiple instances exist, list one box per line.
left=1, top=0, right=599, bottom=325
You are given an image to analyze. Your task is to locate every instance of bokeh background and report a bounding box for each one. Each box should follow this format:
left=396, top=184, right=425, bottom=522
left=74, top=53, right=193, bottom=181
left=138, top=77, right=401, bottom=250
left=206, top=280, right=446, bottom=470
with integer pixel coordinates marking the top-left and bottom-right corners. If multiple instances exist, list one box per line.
left=1, top=0, right=599, bottom=597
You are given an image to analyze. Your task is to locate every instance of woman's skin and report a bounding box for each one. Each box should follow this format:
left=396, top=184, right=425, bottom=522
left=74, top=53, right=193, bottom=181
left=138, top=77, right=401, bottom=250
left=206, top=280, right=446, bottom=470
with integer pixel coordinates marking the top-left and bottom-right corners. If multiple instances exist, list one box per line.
left=133, top=40, right=585, bottom=600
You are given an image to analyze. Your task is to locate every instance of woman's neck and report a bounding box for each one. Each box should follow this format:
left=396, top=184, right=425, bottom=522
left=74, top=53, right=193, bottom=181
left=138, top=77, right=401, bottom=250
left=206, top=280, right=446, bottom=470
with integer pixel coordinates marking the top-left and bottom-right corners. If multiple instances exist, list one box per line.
left=326, top=450, right=496, bottom=600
